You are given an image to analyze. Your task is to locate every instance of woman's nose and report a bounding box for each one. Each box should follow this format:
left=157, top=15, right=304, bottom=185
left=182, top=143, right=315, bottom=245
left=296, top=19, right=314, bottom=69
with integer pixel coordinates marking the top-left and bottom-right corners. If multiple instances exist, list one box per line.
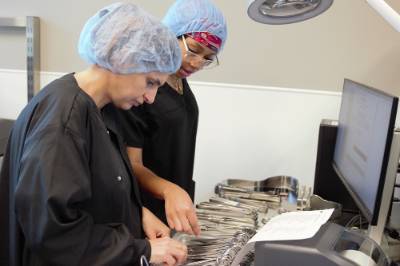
left=143, top=87, right=158, bottom=104
left=188, top=58, right=203, bottom=71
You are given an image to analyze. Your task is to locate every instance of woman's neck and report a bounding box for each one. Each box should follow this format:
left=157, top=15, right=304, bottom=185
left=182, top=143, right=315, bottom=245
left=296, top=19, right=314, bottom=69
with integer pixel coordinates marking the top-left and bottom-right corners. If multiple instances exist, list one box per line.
left=167, top=74, right=184, bottom=94
left=74, top=66, right=111, bottom=108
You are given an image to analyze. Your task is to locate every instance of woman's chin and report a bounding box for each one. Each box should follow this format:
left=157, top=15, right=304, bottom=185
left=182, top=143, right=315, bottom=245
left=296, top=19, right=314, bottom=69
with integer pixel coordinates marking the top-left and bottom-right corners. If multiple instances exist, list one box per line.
left=117, top=101, right=137, bottom=110
left=177, top=68, right=193, bottom=78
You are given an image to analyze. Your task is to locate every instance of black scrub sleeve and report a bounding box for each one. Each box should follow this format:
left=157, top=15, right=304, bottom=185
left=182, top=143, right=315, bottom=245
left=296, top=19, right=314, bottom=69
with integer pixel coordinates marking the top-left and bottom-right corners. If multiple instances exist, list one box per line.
left=14, top=127, right=149, bottom=266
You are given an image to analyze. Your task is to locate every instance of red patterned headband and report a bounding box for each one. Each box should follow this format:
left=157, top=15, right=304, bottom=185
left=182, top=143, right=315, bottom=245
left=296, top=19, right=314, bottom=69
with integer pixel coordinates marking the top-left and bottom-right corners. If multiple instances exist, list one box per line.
left=186, top=32, right=222, bottom=53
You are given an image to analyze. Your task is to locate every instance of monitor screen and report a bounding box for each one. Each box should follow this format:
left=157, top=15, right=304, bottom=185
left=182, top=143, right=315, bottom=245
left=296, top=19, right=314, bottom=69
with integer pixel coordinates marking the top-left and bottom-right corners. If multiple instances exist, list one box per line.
left=333, top=79, right=398, bottom=225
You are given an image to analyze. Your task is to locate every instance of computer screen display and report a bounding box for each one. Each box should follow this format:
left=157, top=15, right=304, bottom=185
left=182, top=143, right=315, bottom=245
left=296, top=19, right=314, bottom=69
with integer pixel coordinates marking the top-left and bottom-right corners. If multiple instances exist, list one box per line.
left=333, top=79, right=398, bottom=225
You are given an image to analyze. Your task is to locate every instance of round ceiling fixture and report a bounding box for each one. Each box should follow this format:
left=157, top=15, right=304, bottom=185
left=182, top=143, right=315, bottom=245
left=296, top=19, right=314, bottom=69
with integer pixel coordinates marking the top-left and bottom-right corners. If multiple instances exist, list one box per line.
left=248, top=0, right=334, bottom=25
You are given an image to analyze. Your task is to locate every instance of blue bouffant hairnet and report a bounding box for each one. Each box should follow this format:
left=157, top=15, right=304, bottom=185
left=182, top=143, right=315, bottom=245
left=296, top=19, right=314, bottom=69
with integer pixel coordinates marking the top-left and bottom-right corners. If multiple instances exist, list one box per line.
left=162, top=0, right=227, bottom=51
left=78, top=2, right=181, bottom=74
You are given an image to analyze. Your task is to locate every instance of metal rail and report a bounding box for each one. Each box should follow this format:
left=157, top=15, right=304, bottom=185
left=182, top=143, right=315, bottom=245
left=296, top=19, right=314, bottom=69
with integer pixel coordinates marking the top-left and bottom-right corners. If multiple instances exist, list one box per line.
left=0, top=16, right=40, bottom=100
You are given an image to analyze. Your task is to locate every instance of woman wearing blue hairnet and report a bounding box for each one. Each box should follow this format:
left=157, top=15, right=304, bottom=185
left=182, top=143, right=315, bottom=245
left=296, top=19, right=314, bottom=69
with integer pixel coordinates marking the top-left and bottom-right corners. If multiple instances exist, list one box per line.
left=0, top=3, right=187, bottom=266
left=103, top=0, right=227, bottom=236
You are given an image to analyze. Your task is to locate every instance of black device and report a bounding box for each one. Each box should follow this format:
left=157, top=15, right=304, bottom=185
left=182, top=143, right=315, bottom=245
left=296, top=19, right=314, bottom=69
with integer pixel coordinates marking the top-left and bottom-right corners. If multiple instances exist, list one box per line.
left=255, top=222, right=389, bottom=266
left=0, top=119, right=14, bottom=169
left=332, top=79, right=399, bottom=244
left=313, top=119, right=359, bottom=214
left=0, top=119, right=14, bottom=155
left=253, top=80, right=399, bottom=266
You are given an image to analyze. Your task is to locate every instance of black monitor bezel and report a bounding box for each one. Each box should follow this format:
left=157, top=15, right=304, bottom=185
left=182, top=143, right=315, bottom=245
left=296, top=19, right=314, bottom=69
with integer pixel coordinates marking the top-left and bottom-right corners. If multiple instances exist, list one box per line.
left=332, top=79, right=398, bottom=225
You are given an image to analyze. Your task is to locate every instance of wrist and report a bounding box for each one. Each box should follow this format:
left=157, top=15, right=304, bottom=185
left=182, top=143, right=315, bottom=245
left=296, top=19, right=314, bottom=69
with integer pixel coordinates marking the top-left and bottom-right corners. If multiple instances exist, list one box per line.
left=161, top=181, right=178, bottom=199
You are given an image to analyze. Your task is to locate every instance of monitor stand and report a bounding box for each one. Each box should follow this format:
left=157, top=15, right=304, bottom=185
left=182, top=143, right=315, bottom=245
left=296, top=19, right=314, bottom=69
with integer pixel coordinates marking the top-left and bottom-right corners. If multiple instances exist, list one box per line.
left=368, top=130, right=400, bottom=245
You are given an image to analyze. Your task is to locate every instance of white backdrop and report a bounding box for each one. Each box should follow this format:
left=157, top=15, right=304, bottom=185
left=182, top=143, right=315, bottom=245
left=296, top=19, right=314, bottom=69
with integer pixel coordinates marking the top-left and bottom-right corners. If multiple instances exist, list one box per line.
left=1, top=70, right=399, bottom=203
left=191, top=82, right=341, bottom=202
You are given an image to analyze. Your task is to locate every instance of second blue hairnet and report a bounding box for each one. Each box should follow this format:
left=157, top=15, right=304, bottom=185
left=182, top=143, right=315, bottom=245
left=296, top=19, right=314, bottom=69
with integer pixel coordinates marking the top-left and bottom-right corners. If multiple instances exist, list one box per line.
left=78, top=2, right=182, bottom=74
left=162, top=0, right=227, bottom=51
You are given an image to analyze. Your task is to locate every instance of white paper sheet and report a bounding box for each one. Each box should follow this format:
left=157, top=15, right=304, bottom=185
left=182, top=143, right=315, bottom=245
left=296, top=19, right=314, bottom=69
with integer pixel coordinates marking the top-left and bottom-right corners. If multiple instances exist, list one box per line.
left=250, top=208, right=334, bottom=242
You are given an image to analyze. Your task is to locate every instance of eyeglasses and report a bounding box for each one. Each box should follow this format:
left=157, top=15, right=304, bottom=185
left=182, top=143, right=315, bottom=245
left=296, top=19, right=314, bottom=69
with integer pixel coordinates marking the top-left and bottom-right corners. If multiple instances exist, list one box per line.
left=181, top=35, right=219, bottom=69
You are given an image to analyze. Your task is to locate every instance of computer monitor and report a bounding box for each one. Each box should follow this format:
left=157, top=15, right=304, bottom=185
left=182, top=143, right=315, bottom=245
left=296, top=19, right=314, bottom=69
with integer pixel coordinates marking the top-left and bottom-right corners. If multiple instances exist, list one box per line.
left=332, top=79, right=400, bottom=244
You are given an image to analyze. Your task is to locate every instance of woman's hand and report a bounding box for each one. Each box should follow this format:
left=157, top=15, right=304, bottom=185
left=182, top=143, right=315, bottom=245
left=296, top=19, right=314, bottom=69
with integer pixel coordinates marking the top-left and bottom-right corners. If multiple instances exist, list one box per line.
left=149, top=237, right=187, bottom=266
left=126, top=148, right=200, bottom=236
left=164, top=184, right=200, bottom=236
left=142, top=207, right=170, bottom=239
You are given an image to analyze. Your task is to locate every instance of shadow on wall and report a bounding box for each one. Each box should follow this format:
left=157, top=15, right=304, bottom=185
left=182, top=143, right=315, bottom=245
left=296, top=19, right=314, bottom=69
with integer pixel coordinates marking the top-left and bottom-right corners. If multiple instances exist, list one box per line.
left=362, top=44, right=400, bottom=126
left=362, top=44, right=400, bottom=97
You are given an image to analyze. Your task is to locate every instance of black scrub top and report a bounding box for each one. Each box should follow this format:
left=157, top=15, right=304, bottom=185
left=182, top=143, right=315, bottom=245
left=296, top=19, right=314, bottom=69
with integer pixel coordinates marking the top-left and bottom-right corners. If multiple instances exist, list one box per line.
left=0, top=73, right=150, bottom=266
left=103, top=79, right=199, bottom=224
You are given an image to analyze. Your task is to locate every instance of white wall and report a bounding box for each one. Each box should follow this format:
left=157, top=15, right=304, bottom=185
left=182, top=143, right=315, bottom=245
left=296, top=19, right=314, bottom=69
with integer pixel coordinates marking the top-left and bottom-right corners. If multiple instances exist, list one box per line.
left=191, top=82, right=342, bottom=202
left=1, top=70, right=399, bottom=203
left=0, top=69, right=27, bottom=119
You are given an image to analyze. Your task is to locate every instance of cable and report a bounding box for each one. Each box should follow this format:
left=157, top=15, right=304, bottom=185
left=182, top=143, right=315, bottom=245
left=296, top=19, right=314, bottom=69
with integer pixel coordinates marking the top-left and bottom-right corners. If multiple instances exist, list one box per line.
left=385, top=226, right=400, bottom=241
left=140, top=255, right=149, bottom=266
left=345, top=214, right=360, bottom=228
